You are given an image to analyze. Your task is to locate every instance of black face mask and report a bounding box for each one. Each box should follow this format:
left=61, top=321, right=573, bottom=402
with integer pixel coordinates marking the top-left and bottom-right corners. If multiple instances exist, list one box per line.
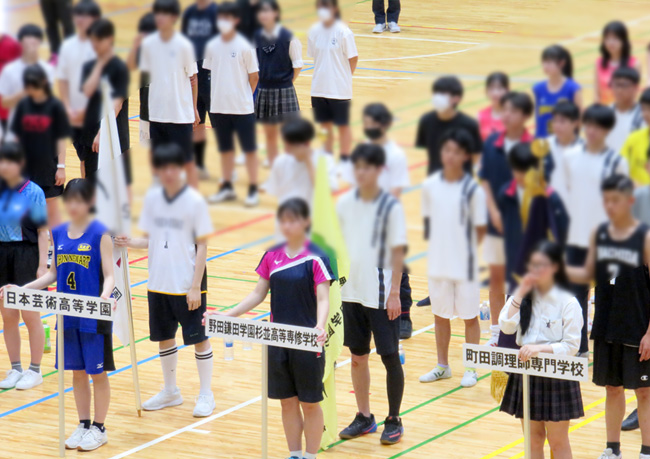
left=364, top=127, right=384, bottom=140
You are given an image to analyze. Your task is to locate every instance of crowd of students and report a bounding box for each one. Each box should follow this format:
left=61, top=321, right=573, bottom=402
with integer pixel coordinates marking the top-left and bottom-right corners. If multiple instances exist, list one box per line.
left=0, top=1, right=650, bottom=458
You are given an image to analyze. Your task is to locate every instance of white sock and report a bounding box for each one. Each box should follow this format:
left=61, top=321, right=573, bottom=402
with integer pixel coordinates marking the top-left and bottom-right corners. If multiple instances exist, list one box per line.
left=195, top=345, right=213, bottom=396
left=159, top=346, right=178, bottom=392
left=289, top=451, right=302, bottom=458
left=304, top=453, right=316, bottom=459
left=490, top=325, right=500, bottom=334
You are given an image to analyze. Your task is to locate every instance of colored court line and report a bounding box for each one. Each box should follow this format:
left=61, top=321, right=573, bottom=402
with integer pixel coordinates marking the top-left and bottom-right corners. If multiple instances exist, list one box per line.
left=349, top=21, right=503, bottom=34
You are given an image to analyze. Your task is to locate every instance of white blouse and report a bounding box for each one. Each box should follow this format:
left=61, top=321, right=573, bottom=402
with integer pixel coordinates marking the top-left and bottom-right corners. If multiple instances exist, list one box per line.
left=498, top=286, right=583, bottom=356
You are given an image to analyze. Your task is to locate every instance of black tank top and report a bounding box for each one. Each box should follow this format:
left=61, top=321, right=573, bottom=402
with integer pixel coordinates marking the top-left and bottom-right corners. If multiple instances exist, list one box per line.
left=592, top=222, right=650, bottom=345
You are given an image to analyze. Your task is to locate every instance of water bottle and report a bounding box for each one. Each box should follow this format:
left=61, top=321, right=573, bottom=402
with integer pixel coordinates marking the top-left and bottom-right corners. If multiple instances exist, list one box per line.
left=243, top=340, right=252, bottom=351
left=398, top=343, right=405, bottom=365
left=43, top=320, right=51, bottom=353
left=224, top=339, right=234, bottom=361
left=479, top=301, right=491, bottom=333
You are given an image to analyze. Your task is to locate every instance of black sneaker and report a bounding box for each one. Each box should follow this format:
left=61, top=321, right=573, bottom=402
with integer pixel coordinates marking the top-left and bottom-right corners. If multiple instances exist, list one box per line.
left=416, top=297, right=431, bottom=307
left=380, top=416, right=404, bottom=445
left=622, top=408, right=639, bottom=431
left=339, top=413, right=377, bottom=439
left=399, top=318, right=412, bottom=340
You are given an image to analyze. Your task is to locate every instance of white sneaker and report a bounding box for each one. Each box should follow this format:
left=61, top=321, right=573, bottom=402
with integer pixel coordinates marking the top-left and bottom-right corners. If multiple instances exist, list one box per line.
left=388, top=22, right=401, bottom=33
left=15, top=369, right=43, bottom=390
left=262, top=158, right=270, bottom=168
left=336, top=159, right=355, bottom=184
left=419, top=366, right=452, bottom=383
left=244, top=190, right=259, bottom=207
left=0, top=369, right=23, bottom=389
left=207, top=188, right=237, bottom=204
left=460, top=370, right=478, bottom=388
left=142, top=387, right=183, bottom=411
left=77, top=425, right=107, bottom=451
left=198, top=167, right=211, bottom=180
left=640, top=453, right=650, bottom=459
left=235, top=154, right=246, bottom=166
left=193, top=393, right=216, bottom=417
left=487, top=329, right=500, bottom=347
left=598, top=449, right=622, bottom=459
left=65, top=424, right=88, bottom=450
left=373, top=23, right=386, bottom=33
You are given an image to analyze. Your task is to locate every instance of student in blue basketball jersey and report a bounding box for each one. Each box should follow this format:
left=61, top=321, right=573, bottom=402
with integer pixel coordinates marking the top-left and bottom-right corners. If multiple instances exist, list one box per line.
left=532, top=45, right=582, bottom=138
left=9, top=179, right=115, bottom=451
left=206, top=197, right=332, bottom=459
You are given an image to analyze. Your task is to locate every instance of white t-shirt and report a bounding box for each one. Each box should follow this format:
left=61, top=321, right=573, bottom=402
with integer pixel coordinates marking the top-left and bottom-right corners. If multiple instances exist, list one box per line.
left=337, top=189, right=407, bottom=309
left=564, top=146, right=629, bottom=247
left=139, top=185, right=214, bottom=294
left=607, top=104, right=646, bottom=153
left=307, top=20, right=358, bottom=100
left=547, top=135, right=583, bottom=205
left=347, top=140, right=411, bottom=193
left=56, top=35, right=95, bottom=114
left=139, top=32, right=198, bottom=124
left=266, top=149, right=337, bottom=205
left=422, top=172, right=487, bottom=281
left=259, top=24, right=303, bottom=68
left=203, top=33, right=259, bottom=115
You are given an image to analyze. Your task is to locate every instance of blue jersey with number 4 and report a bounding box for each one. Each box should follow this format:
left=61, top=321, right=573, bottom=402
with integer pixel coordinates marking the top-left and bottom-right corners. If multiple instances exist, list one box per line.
left=532, top=78, right=581, bottom=137
left=52, top=219, right=110, bottom=334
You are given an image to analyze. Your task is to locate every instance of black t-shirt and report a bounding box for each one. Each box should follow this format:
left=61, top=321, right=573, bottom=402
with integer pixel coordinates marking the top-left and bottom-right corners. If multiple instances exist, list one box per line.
left=415, top=110, right=483, bottom=174
left=11, top=96, right=70, bottom=188
left=81, top=56, right=130, bottom=152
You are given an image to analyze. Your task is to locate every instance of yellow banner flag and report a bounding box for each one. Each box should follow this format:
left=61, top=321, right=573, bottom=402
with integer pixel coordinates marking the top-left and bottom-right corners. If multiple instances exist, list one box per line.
left=312, top=156, right=349, bottom=450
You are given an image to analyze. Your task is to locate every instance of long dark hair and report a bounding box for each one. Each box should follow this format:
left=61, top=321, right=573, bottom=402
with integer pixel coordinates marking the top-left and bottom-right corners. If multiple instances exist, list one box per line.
left=519, top=240, right=570, bottom=336
left=541, top=45, right=573, bottom=79
left=600, top=20, right=632, bottom=69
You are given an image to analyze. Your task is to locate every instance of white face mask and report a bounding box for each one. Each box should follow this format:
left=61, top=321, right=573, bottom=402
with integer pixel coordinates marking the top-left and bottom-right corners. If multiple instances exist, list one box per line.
left=217, top=18, right=235, bottom=34
left=432, top=93, right=451, bottom=111
left=317, top=7, right=333, bottom=22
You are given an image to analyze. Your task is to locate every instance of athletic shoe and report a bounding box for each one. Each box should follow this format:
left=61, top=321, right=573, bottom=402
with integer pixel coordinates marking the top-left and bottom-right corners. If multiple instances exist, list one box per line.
left=65, top=424, right=88, bottom=450
left=339, top=413, right=377, bottom=439
left=416, top=297, right=431, bottom=307
left=0, top=369, right=23, bottom=389
left=640, top=454, right=650, bottom=459
left=399, top=318, right=412, bottom=340
left=336, top=159, right=355, bottom=184
left=198, top=167, right=211, bottom=181
left=263, top=158, right=270, bottom=168
left=577, top=351, right=590, bottom=359
left=487, top=329, right=500, bottom=347
left=244, top=190, right=260, bottom=207
left=77, top=425, right=108, bottom=451
left=387, top=22, right=401, bottom=33
left=419, top=366, right=452, bottom=383
left=460, top=370, right=478, bottom=388
left=193, top=393, right=216, bottom=417
left=597, top=449, right=622, bottom=459
left=142, top=387, right=183, bottom=411
left=235, top=154, right=246, bottom=165
left=15, top=369, right=43, bottom=390
left=622, top=408, right=639, bottom=431
left=373, top=23, right=386, bottom=33
left=208, top=187, right=237, bottom=204
left=380, top=416, right=404, bottom=445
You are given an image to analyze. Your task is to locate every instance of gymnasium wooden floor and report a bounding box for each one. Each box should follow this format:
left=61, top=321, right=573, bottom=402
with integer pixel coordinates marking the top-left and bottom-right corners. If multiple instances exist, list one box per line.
left=3, top=0, right=650, bottom=457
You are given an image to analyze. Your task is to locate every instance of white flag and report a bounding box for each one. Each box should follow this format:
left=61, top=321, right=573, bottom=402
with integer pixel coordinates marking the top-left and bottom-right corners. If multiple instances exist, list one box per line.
left=95, top=80, right=132, bottom=346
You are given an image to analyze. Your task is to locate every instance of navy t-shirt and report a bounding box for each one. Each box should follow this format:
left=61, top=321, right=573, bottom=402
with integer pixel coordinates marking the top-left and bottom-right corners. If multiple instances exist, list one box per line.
left=182, top=2, right=218, bottom=94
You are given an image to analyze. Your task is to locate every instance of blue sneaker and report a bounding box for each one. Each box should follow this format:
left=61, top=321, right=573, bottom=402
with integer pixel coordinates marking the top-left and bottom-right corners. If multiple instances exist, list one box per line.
left=380, top=416, right=404, bottom=445
left=339, top=413, right=377, bottom=439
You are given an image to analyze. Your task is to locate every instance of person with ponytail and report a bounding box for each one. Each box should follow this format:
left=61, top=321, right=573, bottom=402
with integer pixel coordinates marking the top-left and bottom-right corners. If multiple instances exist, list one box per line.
left=596, top=21, right=639, bottom=105
left=499, top=240, right=584, bottom=459
left=532, top=45, right=582, bottom=138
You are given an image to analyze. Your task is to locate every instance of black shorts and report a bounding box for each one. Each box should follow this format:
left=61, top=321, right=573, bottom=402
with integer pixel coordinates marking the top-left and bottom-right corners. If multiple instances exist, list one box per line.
left=147, top=291, right=207, bottom=345
left=343, top=301, right=400, bottom=356
left=121, top=149, right=133, bottom=185
left=209, top=113, right=257, bottom=153
left=268, top=346, right=325, bottom=403
left=593, top=340, right=650, bottom=389
left=41, top=184, right=64, bottom=199
left=72, top=127, right=94, bottom=162
left=0, top=241, right=39, bottom=286
left=149, top=122, right=194, bottom=163
left=311, top=97, right=351, bottom=126
left=196, top=92, right=210, bottom=125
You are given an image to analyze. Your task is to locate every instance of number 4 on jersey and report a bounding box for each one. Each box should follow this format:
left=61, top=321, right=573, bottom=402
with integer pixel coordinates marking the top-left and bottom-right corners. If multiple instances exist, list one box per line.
left=67, top=272, right=77, bottom=290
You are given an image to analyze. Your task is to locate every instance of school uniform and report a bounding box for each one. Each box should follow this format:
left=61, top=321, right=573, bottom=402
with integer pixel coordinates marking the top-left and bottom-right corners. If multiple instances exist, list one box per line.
left=255, top=241, right=333, bottom=403
left=307, top=20, right=358, bottom=126
left=422, top=172, right=486, bottom=319
left=607, top=103, right=645, bottom=154
left=203, top=32, right=259, bottom=153
left=139, top=185, right=213, bottom=345
left=532, top=78, right=581, bottom=138
left=53, top=220, right=115, bottom=375
left=254, top=24, right=302, bottom=124
left=499, top=287, right=584, bottom=421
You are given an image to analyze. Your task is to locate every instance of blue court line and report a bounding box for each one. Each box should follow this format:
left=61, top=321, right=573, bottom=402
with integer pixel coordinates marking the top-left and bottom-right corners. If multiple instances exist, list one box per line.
left=0, top=312, right=55, bottom=335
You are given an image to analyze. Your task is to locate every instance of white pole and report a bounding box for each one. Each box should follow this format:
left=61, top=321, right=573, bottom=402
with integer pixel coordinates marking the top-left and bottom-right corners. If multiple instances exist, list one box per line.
left=261, top=344, right=268, bottom=459
left=522, top=373, right=531, bottom=459
left=57, top=315, right=65, bottom=457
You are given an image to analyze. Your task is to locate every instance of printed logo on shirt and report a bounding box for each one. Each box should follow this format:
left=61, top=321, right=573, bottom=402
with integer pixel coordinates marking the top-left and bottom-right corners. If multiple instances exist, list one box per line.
left=96, top=363, right=104, bottom=369
left=231, top=52, right=237, bottom=58
left=21, top=114, right=52, bottom=133
left=274, top=260, right=281, bottom=265
left=331, top=38, right=337, bottom=46
left=642, top=375, right=648, bottom=381
left=56, top=254, right=91, bottom=269
left=77, top=243, right=92, bottom=252
left=57, top=245, right=63, bottom=251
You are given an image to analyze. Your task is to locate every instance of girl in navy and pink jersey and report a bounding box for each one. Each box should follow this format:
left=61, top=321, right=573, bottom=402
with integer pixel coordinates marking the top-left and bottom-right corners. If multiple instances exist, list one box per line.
left=206, top=198, right=332, bottom=459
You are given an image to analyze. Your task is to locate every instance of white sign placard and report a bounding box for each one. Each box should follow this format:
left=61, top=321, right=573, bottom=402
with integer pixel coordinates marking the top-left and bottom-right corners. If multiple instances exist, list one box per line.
left=205, top=315, right=322, bottom=353
left=463, top=343, right=588, bottom=382
left=4, top=287, right=114, bottom=322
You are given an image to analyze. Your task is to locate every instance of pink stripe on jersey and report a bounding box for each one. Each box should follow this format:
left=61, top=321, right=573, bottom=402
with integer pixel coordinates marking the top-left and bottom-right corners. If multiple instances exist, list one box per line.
left=255, top=242, right=332, bottom=286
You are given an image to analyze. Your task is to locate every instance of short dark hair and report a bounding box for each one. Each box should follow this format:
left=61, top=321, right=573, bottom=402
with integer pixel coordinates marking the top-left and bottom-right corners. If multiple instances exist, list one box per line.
left=72, top=0, right=101, bottom=17
left=281, top=118, right=315, bottom=144
left=611, top=66, right=641, bottom=85
left=363, top=103, right=393, bottom=126
left=0, top=142, right=25, bottom=164
left=601, top=174, right=634, bottom=195
left=485, top=71, right=509, bottom=90
left=277, top=197, right=310, bottom=220
left=258, top=0, right=281, bottom=21
left=153, top=0, right=180, bottom=16
left=552, top=101, right=580, bottom=121
left=582, top=103, right=616, bottom=130
left=138, top=12, right=157, bottom=34
left=502, top=91, right=534, bottom=117
left=23, top=64, right=48, bottom=88
left=17, top=24, right=43, bottom=41
left=351, top=143, right=385, bottom=167
left=640, top=88, right=650, bottom=106
left=508, top=142, right=538, bottom=172
left=88, top=18, right=115, bottom=39
left=152, top=143, right=185, bottom=168
left=218, top=1, right=240, bottom=18
left=432, top=76, right=463, bottom=98
left=63, top=178, right=95, bottom=203
left=440, top=128, right=474, bottom=155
